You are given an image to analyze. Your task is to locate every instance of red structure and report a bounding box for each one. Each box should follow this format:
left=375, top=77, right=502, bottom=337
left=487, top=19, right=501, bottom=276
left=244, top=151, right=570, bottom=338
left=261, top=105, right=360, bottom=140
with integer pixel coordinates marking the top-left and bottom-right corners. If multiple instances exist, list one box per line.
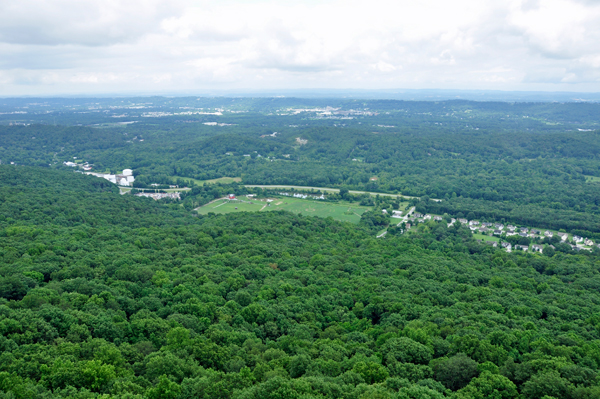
left=228, top=194, right=236, bottom=200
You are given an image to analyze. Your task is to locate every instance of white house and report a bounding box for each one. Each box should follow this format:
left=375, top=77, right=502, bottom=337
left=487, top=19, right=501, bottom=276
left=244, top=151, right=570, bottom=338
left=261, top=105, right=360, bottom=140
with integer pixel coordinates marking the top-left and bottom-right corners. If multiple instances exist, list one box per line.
left=531, top=244, right=543, bottom=252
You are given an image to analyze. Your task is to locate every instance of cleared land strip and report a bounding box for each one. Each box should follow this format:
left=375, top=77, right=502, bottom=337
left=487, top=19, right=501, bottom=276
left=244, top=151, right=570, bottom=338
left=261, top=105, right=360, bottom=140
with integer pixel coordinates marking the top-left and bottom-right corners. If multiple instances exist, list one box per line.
left=243, top=185, right=441, bottom=202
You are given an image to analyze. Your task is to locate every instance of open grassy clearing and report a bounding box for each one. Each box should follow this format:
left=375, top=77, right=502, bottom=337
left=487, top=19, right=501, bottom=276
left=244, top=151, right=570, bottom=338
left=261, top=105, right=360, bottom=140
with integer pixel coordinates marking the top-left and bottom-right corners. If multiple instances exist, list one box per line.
left=195, top=196, right=371, bottom=223
left=473, top=233, right=500, bottom=242
left=585, top=175, right=600, bottom=183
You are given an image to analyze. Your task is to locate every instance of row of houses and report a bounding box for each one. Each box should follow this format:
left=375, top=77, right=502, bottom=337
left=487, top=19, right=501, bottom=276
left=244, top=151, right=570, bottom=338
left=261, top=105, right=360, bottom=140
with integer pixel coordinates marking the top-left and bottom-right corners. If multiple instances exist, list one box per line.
left=135, top=192, right=180, bottom=200
left=410, top=214, right=597, bottom=251
left=278, top=192, right=326, bottom=200
left=448, top=218, right=586, bottom=243
left=411, top=213, right=442, bottom=221
left=495, top=241, right=594, bottom=253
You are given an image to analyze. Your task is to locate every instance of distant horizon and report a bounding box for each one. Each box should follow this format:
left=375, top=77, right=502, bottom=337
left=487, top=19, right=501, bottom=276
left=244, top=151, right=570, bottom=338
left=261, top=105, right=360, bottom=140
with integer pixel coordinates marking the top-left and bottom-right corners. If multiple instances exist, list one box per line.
left=3, top=88, right=600, bottom=103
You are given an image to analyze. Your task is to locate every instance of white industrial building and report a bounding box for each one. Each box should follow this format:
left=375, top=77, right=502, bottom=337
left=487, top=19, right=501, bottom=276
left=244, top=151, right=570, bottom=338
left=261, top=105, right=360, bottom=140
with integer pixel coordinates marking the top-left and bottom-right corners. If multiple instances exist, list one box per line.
left=85, top=169, right=135, bottom=186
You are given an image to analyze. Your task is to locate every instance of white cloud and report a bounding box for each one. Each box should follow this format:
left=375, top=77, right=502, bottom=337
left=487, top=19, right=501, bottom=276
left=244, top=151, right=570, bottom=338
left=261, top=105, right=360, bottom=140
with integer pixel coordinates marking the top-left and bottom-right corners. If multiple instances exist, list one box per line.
left=1, top=0, right=600, bottom=95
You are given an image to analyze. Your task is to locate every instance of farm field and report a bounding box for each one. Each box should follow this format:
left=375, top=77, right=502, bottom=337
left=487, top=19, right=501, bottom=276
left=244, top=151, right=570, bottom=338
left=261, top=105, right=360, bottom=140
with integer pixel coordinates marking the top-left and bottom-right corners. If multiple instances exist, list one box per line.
left=195, top=196, right=372, bottom=223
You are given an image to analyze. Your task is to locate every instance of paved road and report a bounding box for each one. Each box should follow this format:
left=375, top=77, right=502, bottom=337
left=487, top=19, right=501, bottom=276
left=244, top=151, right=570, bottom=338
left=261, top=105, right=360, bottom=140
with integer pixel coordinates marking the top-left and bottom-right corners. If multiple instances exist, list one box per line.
left=395, top=206, right=416, bottom=226
left=244, top=185, right=441, bottom=201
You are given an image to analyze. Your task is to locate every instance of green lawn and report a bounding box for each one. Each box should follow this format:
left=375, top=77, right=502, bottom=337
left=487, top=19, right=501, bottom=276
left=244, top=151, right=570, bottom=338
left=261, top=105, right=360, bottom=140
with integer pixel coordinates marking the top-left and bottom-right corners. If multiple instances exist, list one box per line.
left=585, top=175, right=600, bottom=183
left=196, top=196, right=370, bottom=223
left=473, top=233, right=500, bottom=242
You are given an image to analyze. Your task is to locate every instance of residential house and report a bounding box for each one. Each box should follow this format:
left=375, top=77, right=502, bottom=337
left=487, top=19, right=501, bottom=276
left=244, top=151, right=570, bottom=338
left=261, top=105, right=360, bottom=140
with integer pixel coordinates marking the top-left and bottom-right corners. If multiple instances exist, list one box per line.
left=493, top=230, right=503, bottom=235
left=506, top=231, right=518, bottom=236
left=469, top=220, right=480, bottom=226
left=482, top=222, right=493, bottom=228
left=530, top=229, right=540, bottom=235
left=515, top=245, right=529, bottom=251
left=519, top=232, right=528, bottom=238
left=479, top=227, right=489, bottom=233
left=501, top=242, right=512, bottom=251
left=585, top=238, right=594, bottom=246
left=485, top=241, right=498, bottom=247
left=458, top=218, right=468, bottom=224
left=433, top=216, right=442, bottom=221
left=520, top=227, right=529, bottom=233
left=507, top=225, right=516, bottom=231
left=573, top=236, right=584, bottom=243
left=557, top=232, right=568, bottom=241
left=531, top=244, right=543, bottom=252
left=495, top=224, right=504, bottom=230
left=544, top=231, right=553, bottom=238
left=423, top=214, right=432, bottom=220
left=414, top=213, right=423, bottom=218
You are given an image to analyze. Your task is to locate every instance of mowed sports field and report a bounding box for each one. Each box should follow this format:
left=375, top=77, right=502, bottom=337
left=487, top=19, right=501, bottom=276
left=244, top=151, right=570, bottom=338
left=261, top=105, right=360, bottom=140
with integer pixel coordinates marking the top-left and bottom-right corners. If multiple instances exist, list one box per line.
left=195, top=196, right=373, bottom=223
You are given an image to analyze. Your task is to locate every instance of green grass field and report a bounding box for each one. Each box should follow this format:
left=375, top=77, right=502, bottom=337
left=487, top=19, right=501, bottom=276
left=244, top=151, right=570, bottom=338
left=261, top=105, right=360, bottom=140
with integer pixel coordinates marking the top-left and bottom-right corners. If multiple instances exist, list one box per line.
left=196, top=196, right=371, bottom=223
left=585, top=175, right=600, bottom=183
left=473, top=233, right=500, bottom=242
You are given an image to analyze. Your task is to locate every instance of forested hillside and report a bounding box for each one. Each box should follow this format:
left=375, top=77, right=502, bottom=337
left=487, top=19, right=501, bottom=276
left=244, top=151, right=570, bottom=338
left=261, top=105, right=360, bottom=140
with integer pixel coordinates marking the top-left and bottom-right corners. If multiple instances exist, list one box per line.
left=2, top=166, right=600, bottom=398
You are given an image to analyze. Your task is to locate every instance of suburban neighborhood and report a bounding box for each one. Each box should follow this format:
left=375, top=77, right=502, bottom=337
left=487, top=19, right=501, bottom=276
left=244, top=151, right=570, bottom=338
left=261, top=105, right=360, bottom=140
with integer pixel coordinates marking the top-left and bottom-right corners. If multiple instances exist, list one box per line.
left=402, top=211, right=597, bottom=253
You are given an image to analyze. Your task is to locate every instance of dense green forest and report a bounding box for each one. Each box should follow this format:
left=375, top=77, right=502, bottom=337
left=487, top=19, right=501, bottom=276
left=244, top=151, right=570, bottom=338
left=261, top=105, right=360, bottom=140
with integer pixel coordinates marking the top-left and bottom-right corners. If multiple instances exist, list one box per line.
left=2, top=97, right=600, bottom=398
left=2, top=165, right=600, bottom=398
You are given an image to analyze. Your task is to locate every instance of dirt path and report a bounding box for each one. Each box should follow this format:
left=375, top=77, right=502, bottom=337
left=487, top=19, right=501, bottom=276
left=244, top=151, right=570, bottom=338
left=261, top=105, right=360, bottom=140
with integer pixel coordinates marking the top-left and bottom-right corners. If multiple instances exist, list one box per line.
left=213, top=200, right=228, bottom=208
left=193, top=197, right=226, bottom=211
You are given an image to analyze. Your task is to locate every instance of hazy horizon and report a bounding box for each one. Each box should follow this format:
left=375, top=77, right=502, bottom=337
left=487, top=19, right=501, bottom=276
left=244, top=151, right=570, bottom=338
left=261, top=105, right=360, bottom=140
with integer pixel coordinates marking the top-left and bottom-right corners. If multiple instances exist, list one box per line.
left=3, top=88, right=600, bottom=103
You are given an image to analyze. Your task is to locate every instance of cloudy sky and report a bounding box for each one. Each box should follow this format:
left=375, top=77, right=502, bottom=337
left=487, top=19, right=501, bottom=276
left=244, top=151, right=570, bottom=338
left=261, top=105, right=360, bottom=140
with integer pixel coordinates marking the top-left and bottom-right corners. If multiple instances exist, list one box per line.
left=1, top=0, right=600, bottom=95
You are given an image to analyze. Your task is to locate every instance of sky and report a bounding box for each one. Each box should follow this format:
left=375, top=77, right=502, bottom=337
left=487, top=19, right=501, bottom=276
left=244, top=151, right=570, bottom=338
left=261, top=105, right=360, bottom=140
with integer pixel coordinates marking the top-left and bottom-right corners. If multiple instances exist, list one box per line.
left=1, top=0, right=600, bottom=96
